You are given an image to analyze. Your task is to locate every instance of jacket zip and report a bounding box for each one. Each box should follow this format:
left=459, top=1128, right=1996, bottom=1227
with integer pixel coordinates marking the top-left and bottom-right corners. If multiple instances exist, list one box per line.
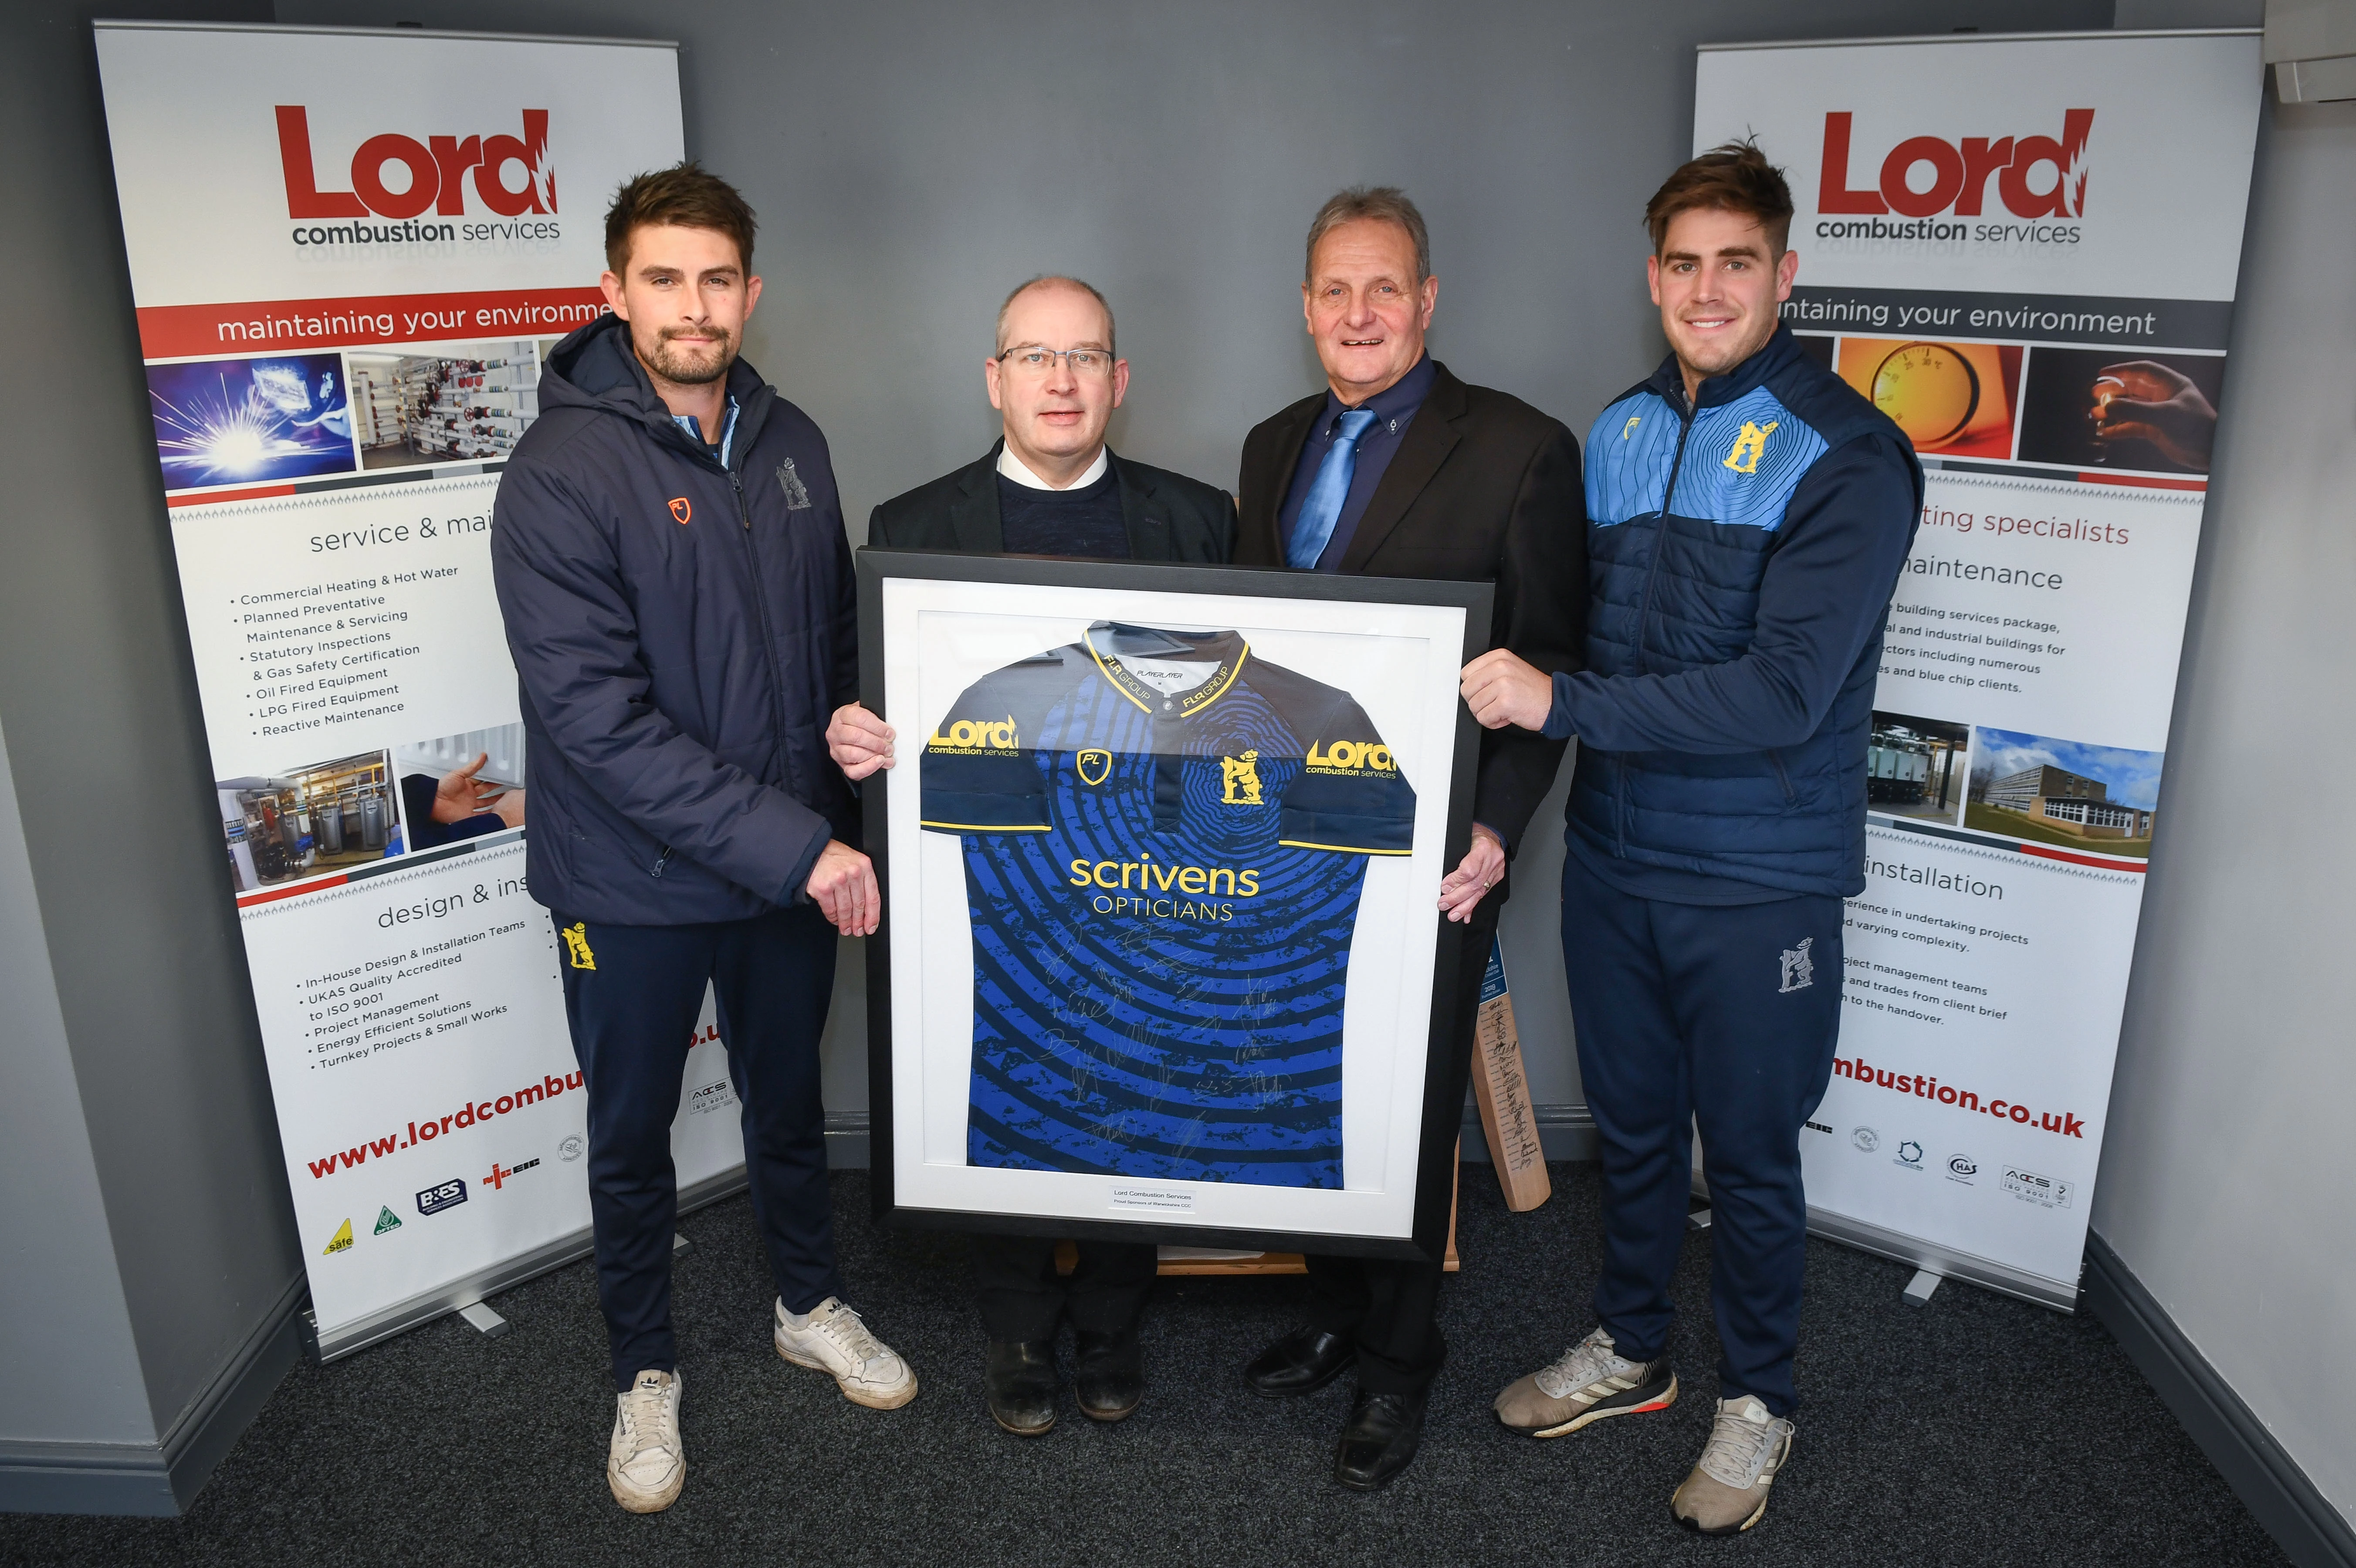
left=1617, top=388, right=1698, bottom=858
left=730, top=466, right=798, bottom=793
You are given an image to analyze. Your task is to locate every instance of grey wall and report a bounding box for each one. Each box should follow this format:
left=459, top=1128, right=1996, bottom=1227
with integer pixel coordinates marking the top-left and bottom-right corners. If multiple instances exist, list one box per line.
left=281, top=0, right=2115, bottom=1119
left=0, top=719, right=153, bottom=1448
left=0, top=0, right=302, bottom=1512
left=2094, top=88, right=2356, bottom=1531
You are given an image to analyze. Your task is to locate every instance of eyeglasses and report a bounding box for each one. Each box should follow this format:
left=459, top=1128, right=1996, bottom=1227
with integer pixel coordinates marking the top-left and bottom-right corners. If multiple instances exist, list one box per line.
left=997, top=346, right=1116, bottom=376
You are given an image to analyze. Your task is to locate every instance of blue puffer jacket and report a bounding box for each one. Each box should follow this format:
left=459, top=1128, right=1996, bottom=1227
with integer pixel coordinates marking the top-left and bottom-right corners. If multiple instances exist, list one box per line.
left=491, top=314, right=858, bottom=925
left=1546, top=326, right=1922, bottom=900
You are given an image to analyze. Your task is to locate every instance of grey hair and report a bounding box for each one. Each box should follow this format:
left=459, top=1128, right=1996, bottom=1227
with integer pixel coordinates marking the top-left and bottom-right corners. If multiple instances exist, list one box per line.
left=1303, top=186, right=1431, bottom=283
left=994, top=274, right=1116, bottom=356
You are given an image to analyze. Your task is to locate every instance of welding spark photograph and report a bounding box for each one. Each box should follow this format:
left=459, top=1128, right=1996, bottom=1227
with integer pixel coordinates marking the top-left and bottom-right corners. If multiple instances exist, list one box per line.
left=146, top=353, right=357, bottom=487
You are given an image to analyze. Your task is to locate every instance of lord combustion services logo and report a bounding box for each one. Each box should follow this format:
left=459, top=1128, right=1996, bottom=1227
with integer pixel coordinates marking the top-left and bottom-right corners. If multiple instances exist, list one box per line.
left=1814, top=108, right=2094, bottom=244
left=274, top=105, right=561, bottom=247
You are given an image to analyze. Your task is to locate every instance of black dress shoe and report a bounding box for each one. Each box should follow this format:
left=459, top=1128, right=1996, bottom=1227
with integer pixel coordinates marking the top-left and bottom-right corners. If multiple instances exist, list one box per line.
left=1073, top=1329, right=1144, bottom=1422
left=1333, top=1389, right=1427, bottom=1491
left=984, top=1340, right=1058, bottom=1436
left=1243, top=1327, right=1357, bottom=1398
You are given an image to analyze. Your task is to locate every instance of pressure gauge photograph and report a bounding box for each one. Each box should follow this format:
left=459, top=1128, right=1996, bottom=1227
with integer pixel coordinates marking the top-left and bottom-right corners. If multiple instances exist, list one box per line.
left=1834, top=337, right=2022, bottom=458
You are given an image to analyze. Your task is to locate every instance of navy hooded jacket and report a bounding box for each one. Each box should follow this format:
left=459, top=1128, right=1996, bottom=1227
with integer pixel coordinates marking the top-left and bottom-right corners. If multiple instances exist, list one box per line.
left=1548, top=326, right=1923, bottom=901
left=490, top=313, right=858, bottom=926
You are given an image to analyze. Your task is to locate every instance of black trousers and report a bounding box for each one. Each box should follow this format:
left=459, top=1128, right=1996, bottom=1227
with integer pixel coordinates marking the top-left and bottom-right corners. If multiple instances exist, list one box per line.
left=973, top=1234, right=1157, bottom=1342
left=554, top=904, right=842, bottom=1391
left=1302, top=896, right=1499, bottom=1396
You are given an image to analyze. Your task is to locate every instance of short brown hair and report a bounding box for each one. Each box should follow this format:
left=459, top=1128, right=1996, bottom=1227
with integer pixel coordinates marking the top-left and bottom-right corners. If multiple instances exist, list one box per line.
left=994, top=275, right=1117, bottom=356
left=1304, top=186, right=1431, bottom=284
left=604, top=162, right=758, bottom=276
left=1644, top=141, right=1793, bottom=256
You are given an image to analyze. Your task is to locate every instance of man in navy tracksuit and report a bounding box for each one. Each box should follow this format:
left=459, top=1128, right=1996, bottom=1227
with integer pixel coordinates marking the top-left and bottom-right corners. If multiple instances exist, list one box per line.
left=492, top=166, right=915, bottom=1516
left=1462, top=143, right=1921, bottom=1535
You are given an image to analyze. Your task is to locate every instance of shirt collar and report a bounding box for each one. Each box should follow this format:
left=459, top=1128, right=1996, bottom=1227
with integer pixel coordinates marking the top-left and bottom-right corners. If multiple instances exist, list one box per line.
left=997, top=442, right=1110, bottom=490
left=671, top=395, right=741, bottom=466
left=1323, top=351, right=1437, bottom=436
left=1082, top=622, right=1249, bottom=718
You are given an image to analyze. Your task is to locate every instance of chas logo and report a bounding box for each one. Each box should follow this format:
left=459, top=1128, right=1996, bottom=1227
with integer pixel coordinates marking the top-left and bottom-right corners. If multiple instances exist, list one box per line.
left=1819, top=109, right=2094, bottom=220
left=275, top=105, right=557, bottom=220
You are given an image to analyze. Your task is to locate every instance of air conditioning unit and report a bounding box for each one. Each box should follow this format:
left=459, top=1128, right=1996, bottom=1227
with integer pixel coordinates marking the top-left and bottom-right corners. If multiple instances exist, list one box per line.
left=2268, top=0, right=2356, bottom=100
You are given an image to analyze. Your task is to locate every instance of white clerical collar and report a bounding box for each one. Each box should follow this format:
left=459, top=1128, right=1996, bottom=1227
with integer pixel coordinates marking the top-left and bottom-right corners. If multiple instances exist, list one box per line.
left=997, top=443, right=1110, bottom=490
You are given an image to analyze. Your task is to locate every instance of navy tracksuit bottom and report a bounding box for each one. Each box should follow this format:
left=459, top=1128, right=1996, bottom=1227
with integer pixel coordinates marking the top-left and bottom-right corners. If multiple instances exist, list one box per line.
left=554, top=904, right=843, bottom=1391
left=1560, top=846, right=1845, bottom=1418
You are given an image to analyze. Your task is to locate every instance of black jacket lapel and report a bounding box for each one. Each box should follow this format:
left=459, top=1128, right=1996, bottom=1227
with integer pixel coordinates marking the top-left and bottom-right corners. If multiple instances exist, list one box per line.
left=1338, top=362, right=1467, bottom=573
left=1241, top=395, right=1324, bottom=561
left=948, top=444, right=1004, bottom=553
left=1110, top=451, right=1171, bottom=561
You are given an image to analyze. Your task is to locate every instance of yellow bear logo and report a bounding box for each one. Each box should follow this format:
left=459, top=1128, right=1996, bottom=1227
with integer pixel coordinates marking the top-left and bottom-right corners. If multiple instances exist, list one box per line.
left=1220, top=751, right=1263, bottom=806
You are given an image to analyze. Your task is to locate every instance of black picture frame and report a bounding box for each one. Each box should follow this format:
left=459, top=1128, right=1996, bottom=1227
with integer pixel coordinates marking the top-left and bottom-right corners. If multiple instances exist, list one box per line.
left=856, top=548, right=1493, bottom=1264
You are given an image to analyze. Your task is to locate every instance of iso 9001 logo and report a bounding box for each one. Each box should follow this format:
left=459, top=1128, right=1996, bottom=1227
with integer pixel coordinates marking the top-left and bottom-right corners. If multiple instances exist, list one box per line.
left=416, top=1178, right=467, bottom=1217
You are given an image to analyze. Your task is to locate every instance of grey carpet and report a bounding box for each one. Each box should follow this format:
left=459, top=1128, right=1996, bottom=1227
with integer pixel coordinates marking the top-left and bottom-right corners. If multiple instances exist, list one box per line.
left=0, top=1163, right=2289, bottom=1567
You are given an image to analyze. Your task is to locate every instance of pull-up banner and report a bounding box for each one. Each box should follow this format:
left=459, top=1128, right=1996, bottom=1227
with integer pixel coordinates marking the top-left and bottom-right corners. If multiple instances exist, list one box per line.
left=94, top=23, right=738, bottom=1357
left=1694, top=30, right=2261, bottom=1306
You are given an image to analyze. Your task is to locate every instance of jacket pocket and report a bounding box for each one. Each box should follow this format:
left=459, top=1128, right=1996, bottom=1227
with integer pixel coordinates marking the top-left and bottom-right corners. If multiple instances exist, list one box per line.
left=1766, top=750, right=1797, bottom=806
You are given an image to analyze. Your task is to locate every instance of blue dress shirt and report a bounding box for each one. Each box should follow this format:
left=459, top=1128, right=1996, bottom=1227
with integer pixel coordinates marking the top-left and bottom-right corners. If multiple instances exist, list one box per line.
left=1276, top=354, right=1438, bottom=571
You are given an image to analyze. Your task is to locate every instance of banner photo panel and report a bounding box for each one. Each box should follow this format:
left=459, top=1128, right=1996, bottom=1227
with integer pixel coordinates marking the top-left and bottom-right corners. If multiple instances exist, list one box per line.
left=1695, top=29, right=2261, bottom=1303
left=94, top=22, right=707, bottom=1356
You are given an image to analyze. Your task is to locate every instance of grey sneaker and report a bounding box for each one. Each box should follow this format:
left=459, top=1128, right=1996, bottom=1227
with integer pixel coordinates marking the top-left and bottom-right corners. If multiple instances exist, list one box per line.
left=1493, top=1326, right=1677, bottom=1437
left=1672, top=1395, right=1794, bottom=1534
left=606, top=1368, right=684, bottom=1514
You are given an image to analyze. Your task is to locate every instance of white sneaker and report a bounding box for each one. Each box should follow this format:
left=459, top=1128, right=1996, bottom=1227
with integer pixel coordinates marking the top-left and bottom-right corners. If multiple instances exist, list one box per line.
left=606, top=1368, right=685, bottom=1514
left=773, top=1296, right=918, bottom=1409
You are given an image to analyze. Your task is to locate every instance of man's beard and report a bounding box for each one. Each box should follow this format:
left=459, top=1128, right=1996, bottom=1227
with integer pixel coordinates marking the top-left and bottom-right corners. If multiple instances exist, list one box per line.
left=640, top=324, right=734, bottom=386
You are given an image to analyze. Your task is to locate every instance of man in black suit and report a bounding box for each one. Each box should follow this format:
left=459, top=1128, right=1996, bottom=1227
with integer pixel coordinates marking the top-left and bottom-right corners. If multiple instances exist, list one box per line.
left=862, top=275, right=1233, bottom=561
left=1234, top=188, right=1586, bottom=1490
left=827, top=275, right=1233, bottom=1438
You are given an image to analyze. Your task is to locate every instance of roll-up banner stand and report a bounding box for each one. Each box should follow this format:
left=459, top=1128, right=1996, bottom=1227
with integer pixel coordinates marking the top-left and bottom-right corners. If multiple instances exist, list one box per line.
left=92, top=23, right=743, bottom=1358
left=1693, top=30, right=2261, bottom=1307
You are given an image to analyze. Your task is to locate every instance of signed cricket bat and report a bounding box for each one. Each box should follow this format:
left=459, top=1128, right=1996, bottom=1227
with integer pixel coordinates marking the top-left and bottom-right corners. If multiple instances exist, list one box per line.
left=1473, top=938, right=1552, bottom=1211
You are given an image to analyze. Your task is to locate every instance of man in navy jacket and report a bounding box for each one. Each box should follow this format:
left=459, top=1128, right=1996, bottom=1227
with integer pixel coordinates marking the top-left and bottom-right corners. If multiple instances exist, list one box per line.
left=1461, top=143, right=1921, bottom=1536
left=492, top=166, right=916, bottom=1516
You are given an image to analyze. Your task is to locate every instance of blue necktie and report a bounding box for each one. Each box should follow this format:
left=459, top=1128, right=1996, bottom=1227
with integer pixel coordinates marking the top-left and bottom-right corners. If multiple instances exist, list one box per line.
left=1286, top=408, right=1381, bottom=569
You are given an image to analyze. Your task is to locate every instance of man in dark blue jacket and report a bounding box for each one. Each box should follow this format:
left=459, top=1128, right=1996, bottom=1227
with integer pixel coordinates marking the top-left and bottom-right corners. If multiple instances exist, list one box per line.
left=1460, top=143, right=1921, bottom=1536
left=492, top=166, right=915, bottom=1516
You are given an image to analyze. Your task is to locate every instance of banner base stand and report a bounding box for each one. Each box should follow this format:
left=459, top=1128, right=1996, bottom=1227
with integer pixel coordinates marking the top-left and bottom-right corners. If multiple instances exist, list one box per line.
left=1806, top=1205, right=2077, bottom=1313
left=456, top=1302, right=509, bottom=1339
left=307, top=1163, right=749, bottom=1364
left=1902, top=1269, right=1943, bottom=1308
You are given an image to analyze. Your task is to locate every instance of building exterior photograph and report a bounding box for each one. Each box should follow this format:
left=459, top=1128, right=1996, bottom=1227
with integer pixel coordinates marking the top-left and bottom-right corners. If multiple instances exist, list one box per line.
left=1982, top=764, right=2158, bottom=840
left=1964, top=727, right=2164, bottom=858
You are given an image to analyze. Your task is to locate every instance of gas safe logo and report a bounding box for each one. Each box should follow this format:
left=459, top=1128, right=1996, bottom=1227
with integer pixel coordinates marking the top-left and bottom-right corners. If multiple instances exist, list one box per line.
left=274, top=105, right=561, bottom=246
left=1815, top=109, right=2094, bottom=243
